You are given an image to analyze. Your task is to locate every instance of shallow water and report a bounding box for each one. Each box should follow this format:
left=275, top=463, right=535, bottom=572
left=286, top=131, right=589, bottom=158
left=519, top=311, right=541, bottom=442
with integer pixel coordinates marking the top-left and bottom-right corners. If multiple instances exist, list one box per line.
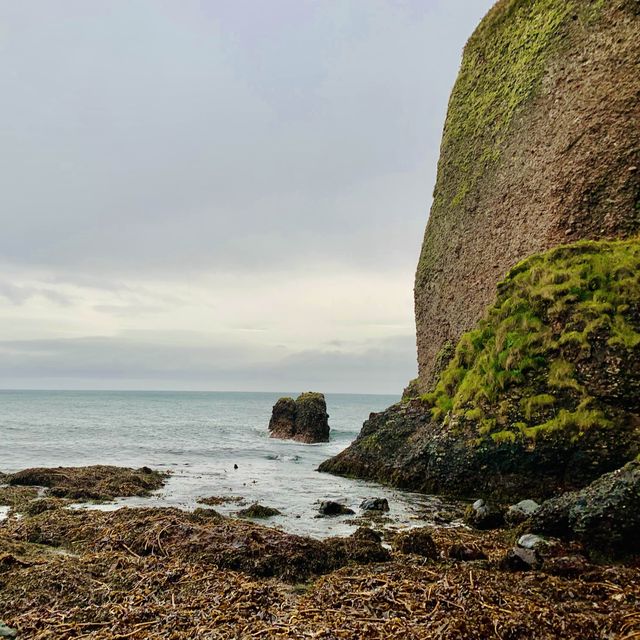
left=0, top=390, right=462, bottom=536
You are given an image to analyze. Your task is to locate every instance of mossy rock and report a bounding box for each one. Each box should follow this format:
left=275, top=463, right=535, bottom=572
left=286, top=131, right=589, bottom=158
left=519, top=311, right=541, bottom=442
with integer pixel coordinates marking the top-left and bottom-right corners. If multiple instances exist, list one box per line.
left=322, top=239, right=640, bottom=500
left=268, top=392, right=330, bottom=443
left=424, top=238, right=640, bottom=449
left=414, top=0, right=639, bottom=390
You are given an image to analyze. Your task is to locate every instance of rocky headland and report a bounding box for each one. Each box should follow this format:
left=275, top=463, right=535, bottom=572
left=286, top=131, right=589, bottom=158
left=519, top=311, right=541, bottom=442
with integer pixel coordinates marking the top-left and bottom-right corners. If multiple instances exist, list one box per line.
left=321, top=0, right=640, bottom=540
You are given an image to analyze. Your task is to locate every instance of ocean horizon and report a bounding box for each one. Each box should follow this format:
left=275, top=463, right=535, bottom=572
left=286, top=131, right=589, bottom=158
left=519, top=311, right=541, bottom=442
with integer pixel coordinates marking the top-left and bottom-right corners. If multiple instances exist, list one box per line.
left=0, top=389, right=451, bottom=538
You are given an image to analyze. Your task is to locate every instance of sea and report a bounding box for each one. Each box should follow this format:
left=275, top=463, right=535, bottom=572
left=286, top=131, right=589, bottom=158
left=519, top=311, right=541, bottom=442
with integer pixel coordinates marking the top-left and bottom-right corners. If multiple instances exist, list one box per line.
left=0, top=390, right=460, bottom=538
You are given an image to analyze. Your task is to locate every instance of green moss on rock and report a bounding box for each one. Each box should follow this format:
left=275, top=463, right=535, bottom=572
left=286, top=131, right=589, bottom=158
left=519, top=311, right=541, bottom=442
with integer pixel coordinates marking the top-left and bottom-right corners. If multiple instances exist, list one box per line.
left=322, top=239, right=640, bottom=500
left=441, top=0, right=576, bottom=209
left=423, top=238, right=640, bottom=444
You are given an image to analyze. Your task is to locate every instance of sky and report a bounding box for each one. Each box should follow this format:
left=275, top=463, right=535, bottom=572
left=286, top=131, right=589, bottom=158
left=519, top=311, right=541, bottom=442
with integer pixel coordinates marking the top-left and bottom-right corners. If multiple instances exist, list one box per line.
left=0, top=0, right=494, bottom=394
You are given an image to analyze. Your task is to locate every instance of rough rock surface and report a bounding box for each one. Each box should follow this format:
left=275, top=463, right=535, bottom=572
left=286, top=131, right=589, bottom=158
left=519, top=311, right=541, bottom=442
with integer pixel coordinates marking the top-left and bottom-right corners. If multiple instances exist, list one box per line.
left=236, top=503, right=281, bottom=519
left=414, top=0, right=640, bottom=392
left=321, top=240, right=640, bottom=501
left=318, top=501, right=354, bottom=517
left=268, top=392, right=330, bottom=443
left=267, top=397, right=297, bottom=440
left=530, top=460, right=640, bottom=558
left=505, top=500, right=540, bottom=527
left=464, top=500, right=505, bottom=530
left=360, top=498, right=390, bottom=512
left=6, top=465, right=167, bottom=501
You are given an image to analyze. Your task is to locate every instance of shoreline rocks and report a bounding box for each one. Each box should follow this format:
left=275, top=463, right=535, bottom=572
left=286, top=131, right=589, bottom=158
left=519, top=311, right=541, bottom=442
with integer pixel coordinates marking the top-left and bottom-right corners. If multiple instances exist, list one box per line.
left=318, top=501, right=354, bottom=517
left=464, top=499, right=504, bottom=530
left=530, top=459, right=640, bottom=559
left=1, top=469, right=639, bottom=639
left=269, top=392, right=330, bottom=443
left=505, top=499, right=540, bottom=527
left=359, top=498, right=389, bottom=512
left=237, top=503, right=282, bottom=519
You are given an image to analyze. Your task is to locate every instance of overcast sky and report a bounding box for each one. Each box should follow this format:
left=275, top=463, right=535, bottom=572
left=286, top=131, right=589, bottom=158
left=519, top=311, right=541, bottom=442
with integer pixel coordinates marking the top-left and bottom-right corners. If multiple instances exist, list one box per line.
left=0, top=0, right=493, bottom=393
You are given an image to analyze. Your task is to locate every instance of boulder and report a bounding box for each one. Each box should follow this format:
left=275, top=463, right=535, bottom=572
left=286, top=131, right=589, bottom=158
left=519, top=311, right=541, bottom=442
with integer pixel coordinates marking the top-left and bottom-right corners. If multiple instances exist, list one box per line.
left=393, top=527, right=438, bottom=558
left=464, top=499, right=504, bottom=530
left=517, top=534, right=546, bottom=551
left=530, top=460, right=640, bottom=559
left=269, top=392, right=330, bottom=443
left=359, top=498, right=389, bottom=512
left=506, top=499, right=540, bottom=527
left=500, top=546, right=542, bottom=572
left=318, top=501, right=354, bottom=517
left=447, top=544, right=487, bottom=562
left=0, top=622, right=17, bottom=639
left=236, top=503, right=281, bottom=518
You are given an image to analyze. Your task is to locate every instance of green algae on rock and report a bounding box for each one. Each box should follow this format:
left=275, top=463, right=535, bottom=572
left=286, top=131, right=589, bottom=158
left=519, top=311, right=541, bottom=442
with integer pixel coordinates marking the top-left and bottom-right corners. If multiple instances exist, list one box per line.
left=415, top=0, right=640, bottom=391
left=268, top=392, right=330, bottom=443
left=321, top=238, right=640, bottom=501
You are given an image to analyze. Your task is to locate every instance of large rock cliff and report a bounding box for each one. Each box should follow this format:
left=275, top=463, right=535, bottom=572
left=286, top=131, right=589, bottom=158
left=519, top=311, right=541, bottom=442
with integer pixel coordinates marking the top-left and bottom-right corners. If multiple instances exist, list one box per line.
left=321, top=239, right=640, bottom=500
left=415, top=0, right=639, bottom=391
left=320, top=0, right=640, bottom=501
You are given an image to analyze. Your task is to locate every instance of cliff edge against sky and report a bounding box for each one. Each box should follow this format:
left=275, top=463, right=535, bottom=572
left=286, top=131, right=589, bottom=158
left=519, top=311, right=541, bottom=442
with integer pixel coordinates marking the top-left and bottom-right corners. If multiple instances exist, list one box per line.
left=321, top=0, right=640, bottom=501
left=415, top=0, right=639, bottom=391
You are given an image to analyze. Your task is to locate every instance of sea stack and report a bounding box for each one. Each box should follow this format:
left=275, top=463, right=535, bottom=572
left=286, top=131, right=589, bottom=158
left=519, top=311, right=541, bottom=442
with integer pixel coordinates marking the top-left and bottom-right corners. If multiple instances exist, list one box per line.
left=268, top=392, right=330, bottom=443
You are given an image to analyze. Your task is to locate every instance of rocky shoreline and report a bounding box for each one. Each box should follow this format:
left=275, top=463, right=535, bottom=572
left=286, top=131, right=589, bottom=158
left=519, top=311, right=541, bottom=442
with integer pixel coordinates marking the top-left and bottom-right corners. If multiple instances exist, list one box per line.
left=1, top=465, right=638, bottom=638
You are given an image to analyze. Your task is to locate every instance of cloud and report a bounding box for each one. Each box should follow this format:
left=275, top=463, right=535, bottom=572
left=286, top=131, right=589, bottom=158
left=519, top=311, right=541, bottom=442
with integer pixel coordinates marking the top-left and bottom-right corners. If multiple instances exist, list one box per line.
left=0, top=333, right=416, bottom=394
left=0, top=0, right=494, bottom=391
left=0, top=279, right=74, bottom=306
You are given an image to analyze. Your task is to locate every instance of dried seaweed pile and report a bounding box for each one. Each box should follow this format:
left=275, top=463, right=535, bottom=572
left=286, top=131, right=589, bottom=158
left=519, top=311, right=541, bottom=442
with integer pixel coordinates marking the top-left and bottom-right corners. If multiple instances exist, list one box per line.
left=1, top=505, right=639, bottom=639
left=4, top=466, right=167, bottom=501
left=4, top=507, right=389, bottom=582
left=0, top=486, right=40, bottom=514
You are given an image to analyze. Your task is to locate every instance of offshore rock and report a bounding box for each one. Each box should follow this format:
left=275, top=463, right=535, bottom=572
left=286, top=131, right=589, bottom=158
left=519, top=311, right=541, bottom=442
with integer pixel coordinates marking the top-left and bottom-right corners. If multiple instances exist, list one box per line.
left=268, top=397, right=297, bottom=440
left=269, top=392, right=329, bottom=443
left=530, top=460, right=640, bottom=559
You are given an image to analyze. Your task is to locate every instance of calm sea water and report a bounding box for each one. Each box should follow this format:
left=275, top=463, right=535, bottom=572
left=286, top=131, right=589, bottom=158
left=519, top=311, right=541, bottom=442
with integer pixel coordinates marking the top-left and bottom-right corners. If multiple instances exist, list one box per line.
left=0, top=390, right=458, bottom=537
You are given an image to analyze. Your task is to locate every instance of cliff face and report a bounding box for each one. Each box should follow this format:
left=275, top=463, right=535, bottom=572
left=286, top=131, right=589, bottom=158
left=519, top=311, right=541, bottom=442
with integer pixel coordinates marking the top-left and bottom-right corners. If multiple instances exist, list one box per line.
left=321, top=239, right=640, bottom=500
left=320, top=0, right=640, bottom=501
left=416, top=0, right=640, bottom=391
